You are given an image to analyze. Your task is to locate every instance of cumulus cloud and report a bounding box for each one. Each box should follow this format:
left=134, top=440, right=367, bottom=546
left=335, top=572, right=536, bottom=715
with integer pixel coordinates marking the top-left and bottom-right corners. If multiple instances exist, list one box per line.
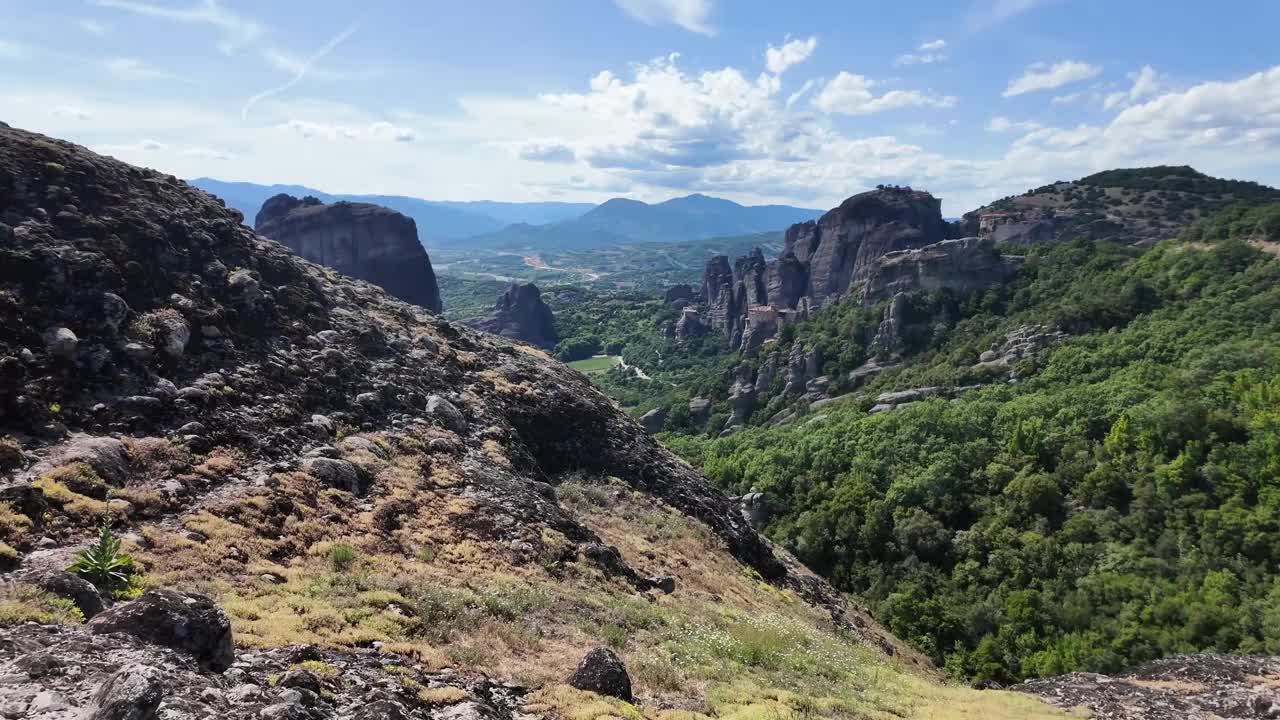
left=813, top=72, right=957, bottom=115
left=1103, top=65, right=1160, bottom=110
left=896, top=39, right=948, bottom=66
left=765, top=36, right=818, bottom=75
left=518, top=142, right=577, bottom=163
left=615, top=0, right=715, bottom=36
left=1003, top=60, right=1101, bottom=97
left=93, top=0, right=261, bottom=54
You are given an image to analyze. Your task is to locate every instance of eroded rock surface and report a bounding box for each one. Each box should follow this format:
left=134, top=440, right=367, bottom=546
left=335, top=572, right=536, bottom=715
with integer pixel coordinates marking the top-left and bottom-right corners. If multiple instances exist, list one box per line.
left=1015, top=654, right=1280, bottom=720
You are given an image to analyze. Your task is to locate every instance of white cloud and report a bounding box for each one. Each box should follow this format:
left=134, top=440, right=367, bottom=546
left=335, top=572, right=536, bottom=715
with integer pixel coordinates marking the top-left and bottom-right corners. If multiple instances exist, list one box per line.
left=519, top=142, right=577, bottom=163
left=104, top=57, right=172, bottom=81
left=813, top=72, right=957, bottom=115
left=1051, top=92, right=1082, bottom=104
left=1103, top=65, right=1160, bottom=110
left=277, top=120, right=417, bottom=143
left=896, top=39, right=948, bottom=66
left=92, top=0, right=261, bottom=54
left=615, top=0, right=715, bottom=36
left=765, top=36, right=818, bottom=75
left=1003, top=60, right=1102, bottom=97
left=51, top=106, right=93, bottom=120
left=986, top=116, right=1041, bottom=133
left=78, top=19, right=111, bottom=36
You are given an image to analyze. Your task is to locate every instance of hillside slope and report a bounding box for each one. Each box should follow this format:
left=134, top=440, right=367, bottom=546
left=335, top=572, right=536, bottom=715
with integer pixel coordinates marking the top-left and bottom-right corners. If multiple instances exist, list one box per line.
left=966, top=165, right=1280, bottom=246
left=664, top=207, right=1280, bottom=687
left=0, top=127, right=1090, bottom=719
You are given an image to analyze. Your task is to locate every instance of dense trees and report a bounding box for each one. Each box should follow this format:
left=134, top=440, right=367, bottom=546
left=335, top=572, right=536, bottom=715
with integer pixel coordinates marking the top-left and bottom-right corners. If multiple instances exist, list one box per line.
left=664, top=219, right=1280, bottom=683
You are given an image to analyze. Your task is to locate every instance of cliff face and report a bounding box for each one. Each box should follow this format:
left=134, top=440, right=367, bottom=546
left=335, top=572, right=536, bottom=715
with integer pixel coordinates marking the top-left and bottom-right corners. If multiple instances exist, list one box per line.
left=254, top=193, right=442, bottom=313
left=701, top=187, right=991, bottom=350
left=467, top=282, right=558, bottom=349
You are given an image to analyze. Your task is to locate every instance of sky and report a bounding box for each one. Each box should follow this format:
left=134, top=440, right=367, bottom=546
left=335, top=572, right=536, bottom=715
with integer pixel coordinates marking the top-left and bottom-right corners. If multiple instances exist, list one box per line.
left=2, top=0, right=1279, bottom=215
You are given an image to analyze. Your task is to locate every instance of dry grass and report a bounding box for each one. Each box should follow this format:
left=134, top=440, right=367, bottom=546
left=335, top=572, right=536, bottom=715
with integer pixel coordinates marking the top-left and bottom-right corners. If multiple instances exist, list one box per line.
left=0, top=584, right=85, bottom=626
left=0, top=501, right=33, bottom=547
left=1127, top=679, right=1209, bottom=693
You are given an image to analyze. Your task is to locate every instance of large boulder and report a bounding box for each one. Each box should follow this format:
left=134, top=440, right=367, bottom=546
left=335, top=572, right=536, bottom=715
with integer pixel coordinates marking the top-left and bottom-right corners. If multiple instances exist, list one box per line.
left=567, top=647, right=632, bottom=702
left=88, top=664, right=164, bottom=720
left=88, top=590, right=234, bottom=671
left=19, top=568, right=104, bottom=619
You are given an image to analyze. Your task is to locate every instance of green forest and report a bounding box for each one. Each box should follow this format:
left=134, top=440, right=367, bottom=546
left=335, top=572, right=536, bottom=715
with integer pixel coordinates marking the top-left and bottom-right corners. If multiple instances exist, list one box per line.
left=659, top=204, right=1280, bottom=683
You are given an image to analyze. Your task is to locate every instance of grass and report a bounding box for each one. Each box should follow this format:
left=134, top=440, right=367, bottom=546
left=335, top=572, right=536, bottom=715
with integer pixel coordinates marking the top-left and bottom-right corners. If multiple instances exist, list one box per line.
left=0, top=584, right=85, bottom=626
left=568, top=355, right=623, bottom=375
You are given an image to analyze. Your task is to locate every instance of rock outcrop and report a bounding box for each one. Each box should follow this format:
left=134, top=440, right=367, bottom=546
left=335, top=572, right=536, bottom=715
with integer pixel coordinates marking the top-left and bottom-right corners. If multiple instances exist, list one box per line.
left=1016, top=653, right=1280, bottom=720
left=567, top=648, right=632, bottom=702
left=88, top=590, right=235, bottom=672
left=466, top=282, right=558, bottom=349
left=697, top=187, right=1015, bottom=351
left=254, top=194, right=442, bottom=313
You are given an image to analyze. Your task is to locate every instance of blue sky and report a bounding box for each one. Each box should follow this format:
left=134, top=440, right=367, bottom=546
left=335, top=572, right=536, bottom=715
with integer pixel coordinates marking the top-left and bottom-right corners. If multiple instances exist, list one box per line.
left=2, top=0, right=1278, bottom=214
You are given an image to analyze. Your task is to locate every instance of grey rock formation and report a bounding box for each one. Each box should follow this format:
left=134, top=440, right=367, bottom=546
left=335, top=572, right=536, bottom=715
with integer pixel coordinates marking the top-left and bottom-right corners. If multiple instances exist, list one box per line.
left=467, top=283, right=557, bottom=349
left=859, top=236, right=1020, bottom=305
left=724, top=364, right=757, bottom=429
left=255, top=194, right=442, bottom=313
left=639, top=407, right=668, bottom=433
left=88, top=590, right=235, bottom=672
left=18, top=568, right=104, bottom=619
left=88, top=664, right=164, bottom=720
left=688, top=398, right=712, bottom=428
left=567, top=648, right=632, bottom=702
left=975, top=324, right=1069, bottom=370
left=870, top=292, right=908, bottom=359
left=674, top=307, right=707, bottom=341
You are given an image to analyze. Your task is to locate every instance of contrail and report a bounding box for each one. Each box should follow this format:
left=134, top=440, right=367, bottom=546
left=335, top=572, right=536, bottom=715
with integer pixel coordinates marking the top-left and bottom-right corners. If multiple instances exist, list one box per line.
left=241, top=23, right=359, bottom=120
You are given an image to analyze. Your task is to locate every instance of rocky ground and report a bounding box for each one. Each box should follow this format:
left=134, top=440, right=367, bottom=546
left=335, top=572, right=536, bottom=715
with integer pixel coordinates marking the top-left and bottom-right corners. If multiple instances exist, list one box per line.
left=1016, top=654, right=1280, bottom=719
left=0, top=619, right=532, bottom=720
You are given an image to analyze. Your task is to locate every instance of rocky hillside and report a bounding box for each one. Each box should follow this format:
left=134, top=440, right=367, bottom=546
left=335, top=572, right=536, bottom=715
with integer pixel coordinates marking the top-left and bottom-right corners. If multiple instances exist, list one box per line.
left=0, top=126, right=1104, bottom=720
left=255, top=193, right=442, bottom=313
left=964, top=165, right=1280, bottom=246
left=465, top=283, right=558, bottom=349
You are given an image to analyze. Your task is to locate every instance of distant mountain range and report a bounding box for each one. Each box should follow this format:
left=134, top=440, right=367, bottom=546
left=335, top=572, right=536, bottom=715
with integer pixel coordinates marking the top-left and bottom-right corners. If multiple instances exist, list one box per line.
left=189, top=179, right=822, bottom=250
left=466, top=193, right=823, bottom=250
left=189, top=178, right=594, bottom=243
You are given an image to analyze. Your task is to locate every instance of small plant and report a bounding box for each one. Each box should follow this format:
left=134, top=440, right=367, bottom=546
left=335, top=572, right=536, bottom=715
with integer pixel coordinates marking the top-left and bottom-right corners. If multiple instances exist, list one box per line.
left=48, top=403, right=61, bottom=415
left=67, top=523, right=136, bottom=593
left=330, top=543, right=358, bottom=572
left=601, top=622, right=628, bottom=649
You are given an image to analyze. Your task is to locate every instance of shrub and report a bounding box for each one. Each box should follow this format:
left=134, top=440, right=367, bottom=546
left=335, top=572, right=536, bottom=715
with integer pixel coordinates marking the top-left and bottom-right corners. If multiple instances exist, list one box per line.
left=67, top=524, right=137, bottom=594
left=330, top=543, right=358, bottom=572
